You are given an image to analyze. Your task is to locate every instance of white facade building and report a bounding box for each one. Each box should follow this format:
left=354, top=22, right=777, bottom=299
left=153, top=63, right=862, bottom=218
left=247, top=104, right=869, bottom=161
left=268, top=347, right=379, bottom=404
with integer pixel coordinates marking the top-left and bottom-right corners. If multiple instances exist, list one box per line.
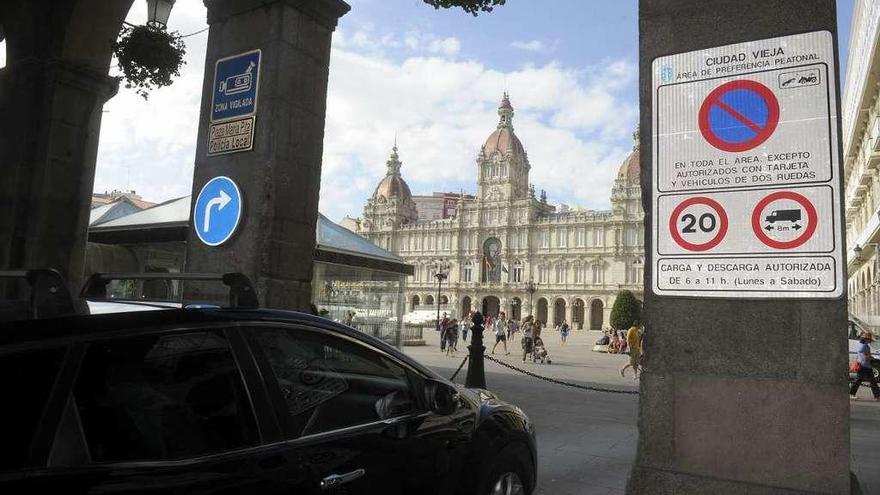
left=843, top=0, right=880, bottom=328
left=357, top=94, right=644, bottom=329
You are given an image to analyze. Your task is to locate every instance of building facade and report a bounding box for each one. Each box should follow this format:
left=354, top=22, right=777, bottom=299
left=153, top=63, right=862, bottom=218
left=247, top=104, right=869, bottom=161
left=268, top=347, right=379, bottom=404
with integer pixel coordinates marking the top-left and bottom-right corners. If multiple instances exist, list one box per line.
left=412, top=192, right=477, bottom=221
left=358, top=94, right=644, bottom=329
left=843, top=0, right=880, bottom=329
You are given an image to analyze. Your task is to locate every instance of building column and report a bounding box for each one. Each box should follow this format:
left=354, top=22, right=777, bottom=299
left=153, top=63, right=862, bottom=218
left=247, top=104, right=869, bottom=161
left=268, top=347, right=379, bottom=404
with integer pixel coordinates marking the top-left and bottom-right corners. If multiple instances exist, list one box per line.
left=185, top=0, right=349, bottom=310
left=0, top=60, right=118, bottom=289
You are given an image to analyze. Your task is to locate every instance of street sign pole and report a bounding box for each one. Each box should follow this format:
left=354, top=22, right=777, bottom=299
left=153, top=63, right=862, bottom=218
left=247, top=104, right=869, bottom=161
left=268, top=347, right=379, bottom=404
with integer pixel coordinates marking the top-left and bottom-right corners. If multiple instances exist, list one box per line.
left=632, top=1, right=850, bottom=493
left=184, top=0, right=349, bottom=310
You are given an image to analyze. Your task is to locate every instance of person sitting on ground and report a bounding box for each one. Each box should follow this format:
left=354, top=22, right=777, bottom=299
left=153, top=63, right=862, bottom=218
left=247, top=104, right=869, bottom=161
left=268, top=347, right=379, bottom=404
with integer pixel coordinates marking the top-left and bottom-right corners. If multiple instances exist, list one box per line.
left=596, top=332, right=610, bottom=346
left=609, top=331, right=621, bottom=353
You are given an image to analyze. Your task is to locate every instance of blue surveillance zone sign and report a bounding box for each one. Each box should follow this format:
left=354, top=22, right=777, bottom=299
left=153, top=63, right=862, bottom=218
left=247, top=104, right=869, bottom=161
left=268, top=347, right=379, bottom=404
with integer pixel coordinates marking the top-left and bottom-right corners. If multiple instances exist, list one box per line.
left=193, top=176, right=243, bottom=246
left=211, top=49, right=261, bottom=122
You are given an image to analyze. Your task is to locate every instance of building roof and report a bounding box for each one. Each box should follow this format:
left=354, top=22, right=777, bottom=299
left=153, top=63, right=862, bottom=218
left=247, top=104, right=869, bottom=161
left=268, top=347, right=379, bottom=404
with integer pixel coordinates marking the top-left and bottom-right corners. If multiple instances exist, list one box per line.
left=89, top=195, right=410, bottom=274
left=617, top=148, right=640, bottom=185
left=94, top=196, right=191, bottom=229
left=482, top=93, right=525, bottom=157
left=89, top=197, right=147, bottom=227
left=373, top=144, right=413, bottom=202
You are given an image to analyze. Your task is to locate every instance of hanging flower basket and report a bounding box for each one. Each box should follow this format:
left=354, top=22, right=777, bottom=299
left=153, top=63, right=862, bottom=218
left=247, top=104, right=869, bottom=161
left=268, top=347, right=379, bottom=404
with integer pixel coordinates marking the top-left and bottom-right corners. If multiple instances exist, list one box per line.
left=112, top=25, right=186, bottom=99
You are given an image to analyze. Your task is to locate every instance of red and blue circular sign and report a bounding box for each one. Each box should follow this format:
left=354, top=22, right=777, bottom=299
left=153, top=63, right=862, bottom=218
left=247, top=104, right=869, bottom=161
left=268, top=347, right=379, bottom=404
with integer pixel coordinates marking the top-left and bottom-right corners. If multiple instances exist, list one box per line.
left=698, top=80, right=779, bottom=152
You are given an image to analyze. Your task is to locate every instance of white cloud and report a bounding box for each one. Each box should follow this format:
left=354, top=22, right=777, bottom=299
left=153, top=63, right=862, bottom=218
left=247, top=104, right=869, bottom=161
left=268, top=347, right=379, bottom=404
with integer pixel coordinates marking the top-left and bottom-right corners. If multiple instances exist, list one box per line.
left=321, top=46, right=638, bottom=221
left=427, top=37, right=461, bottom=57
left=93, top=1, right=209, bottom=201
left=510, top=40, right=545, bottom=52
left=90, top=3, right=637, bottom=227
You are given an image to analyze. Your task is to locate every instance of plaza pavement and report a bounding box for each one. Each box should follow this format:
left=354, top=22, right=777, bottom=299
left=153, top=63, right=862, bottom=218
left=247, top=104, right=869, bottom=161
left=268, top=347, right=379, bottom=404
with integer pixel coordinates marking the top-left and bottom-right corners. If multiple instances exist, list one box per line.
left=403, top=327, right=880, bottom=494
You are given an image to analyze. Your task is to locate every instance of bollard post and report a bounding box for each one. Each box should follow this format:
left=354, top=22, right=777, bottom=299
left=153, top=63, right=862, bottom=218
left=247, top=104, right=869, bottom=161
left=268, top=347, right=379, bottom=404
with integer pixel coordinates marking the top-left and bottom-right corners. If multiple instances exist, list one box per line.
left=464, top=311, right=486, bottom=389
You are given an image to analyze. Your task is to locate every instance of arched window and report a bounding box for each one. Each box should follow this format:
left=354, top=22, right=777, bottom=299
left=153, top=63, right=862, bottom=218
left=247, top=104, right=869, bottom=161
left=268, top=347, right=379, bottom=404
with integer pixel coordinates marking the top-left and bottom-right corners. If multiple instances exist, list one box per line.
left=463, top=261, right=473, bottom=283
left=512, top=260, right=523, bottom=283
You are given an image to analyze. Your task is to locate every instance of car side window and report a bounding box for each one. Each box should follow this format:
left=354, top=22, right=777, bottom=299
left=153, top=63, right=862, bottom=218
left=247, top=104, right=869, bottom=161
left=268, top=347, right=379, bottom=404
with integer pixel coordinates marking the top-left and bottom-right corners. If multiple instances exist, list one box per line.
left=74, top=330, right=259, bottom=463
left=251, top=327, right=417, bottom=438
left=0, top=347, right=66, bottom=470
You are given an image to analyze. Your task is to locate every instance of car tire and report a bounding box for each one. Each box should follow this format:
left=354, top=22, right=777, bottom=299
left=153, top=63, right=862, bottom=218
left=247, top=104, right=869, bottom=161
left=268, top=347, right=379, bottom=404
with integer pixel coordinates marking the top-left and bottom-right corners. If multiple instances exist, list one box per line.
left=476, top=443, right=534, bottom=495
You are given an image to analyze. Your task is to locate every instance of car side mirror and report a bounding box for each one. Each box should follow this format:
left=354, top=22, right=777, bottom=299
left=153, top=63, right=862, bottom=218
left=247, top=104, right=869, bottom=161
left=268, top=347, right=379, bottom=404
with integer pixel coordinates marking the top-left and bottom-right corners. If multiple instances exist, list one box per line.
left=425, top=379, right=459, bottom=415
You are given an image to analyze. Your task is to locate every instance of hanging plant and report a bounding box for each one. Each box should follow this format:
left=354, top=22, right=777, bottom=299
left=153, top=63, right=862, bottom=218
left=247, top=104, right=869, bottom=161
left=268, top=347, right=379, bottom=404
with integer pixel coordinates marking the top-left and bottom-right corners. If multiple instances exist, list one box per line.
left=112, top=24, right=186, bottom=99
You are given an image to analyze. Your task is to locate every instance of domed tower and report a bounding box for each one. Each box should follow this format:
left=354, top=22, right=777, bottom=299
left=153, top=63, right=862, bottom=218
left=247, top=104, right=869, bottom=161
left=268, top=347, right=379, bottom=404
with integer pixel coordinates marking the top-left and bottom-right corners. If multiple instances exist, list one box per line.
left=476, top=93, right=531, bottom=202
left=361, top=144, right=418, bottom=233
left=611, top=128, right=642, bottom=215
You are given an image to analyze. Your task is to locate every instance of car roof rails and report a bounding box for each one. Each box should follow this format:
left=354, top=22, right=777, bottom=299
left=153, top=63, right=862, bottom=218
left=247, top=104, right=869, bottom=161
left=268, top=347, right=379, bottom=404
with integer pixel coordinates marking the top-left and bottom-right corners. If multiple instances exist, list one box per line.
left=81, top=272, right=259, bottom=310
left=0, top=269, right=78, bottom=321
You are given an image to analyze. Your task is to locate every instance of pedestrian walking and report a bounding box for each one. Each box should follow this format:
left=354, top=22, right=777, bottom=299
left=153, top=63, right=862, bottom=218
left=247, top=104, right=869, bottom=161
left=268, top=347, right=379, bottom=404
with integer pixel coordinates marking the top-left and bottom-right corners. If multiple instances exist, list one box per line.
left=619, top=324, right=642, bottom=380
left=507, top=318, right=519, bottom=340
left=438, top=312, right=449, bottom=352
left=850, top=332, right=880, bottom=400
left=491, top=312, right=510, bottom=355
left=460, top=317, right=470, bottom=344
left=445, top=319, right=458, bottom=357
left=558, top=319, right=570, bottom=345
left=521, top=315, right=535, bottom=362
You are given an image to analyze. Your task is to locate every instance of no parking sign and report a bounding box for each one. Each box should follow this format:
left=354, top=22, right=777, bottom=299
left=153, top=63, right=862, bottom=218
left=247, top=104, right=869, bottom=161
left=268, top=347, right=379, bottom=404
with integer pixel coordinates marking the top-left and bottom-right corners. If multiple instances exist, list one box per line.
left=651, top=31, right=843, bottom=298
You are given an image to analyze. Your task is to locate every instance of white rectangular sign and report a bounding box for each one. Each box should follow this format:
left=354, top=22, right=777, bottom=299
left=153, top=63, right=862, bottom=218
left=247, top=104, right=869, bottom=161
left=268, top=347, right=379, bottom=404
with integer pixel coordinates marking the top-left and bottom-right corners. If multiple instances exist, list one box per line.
left=651, top=31, right=844, bottom=298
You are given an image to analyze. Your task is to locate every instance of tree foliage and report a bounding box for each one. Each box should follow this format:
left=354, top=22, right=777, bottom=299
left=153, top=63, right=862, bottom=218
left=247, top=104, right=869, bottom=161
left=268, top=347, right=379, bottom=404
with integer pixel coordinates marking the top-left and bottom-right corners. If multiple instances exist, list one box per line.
left=112, top=25, right=186, bottom=99
left=423, top=0, right=506, bottom=16
left=610, top=290, right=642, bottom=330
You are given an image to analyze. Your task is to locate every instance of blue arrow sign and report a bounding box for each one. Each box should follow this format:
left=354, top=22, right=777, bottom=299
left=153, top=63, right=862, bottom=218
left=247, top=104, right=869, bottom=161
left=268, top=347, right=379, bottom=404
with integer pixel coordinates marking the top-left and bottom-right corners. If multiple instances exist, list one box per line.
left=211, top=49, right=261, bottom=122
left=193, top=176, right=243, bottom=246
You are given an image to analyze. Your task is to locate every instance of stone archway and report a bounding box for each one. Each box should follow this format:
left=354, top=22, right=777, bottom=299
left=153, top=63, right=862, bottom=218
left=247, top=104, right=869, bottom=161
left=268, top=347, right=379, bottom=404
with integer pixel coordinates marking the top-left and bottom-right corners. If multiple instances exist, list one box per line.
left=411, top=294, right=421, bottom=310
left=425, top=294, right=435, bottom=306
left=572, top=298, right=585, bottom=330
left=461, top=296, right=472, bottom=318
left=553, top=298, right=566, bottom=327
left=536, top=297, right=549, bottom=326
left=510, top=297, right=522, bottom=321
left=482, top=296, right=500, bottom=317
left=590, top=299, right=604, bottom=330
left=440, top=294, right=449, bottom=304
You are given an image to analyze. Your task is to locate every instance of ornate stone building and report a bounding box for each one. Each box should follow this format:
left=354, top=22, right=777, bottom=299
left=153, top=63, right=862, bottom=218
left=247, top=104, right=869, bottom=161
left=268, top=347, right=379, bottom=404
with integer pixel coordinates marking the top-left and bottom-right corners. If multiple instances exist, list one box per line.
left=358, top=94, right=644, bottom=329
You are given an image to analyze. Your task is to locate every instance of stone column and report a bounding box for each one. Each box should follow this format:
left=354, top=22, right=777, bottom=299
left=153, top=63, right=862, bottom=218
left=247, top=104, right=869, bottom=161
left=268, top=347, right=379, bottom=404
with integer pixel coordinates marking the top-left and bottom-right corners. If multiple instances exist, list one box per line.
left=630, top=1, right=850, bottom=493
left=185, top=0, right=349, bottom=310
left=0, top=61, right=118, bottom=290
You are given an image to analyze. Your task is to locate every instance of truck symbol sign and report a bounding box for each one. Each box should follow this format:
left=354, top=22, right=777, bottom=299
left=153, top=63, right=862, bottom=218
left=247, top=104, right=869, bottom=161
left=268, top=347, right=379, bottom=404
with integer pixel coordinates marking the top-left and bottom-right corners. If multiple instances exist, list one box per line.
left=218, top=61, right=255, bottom=96
left=765, top=209, right=801, bottom=223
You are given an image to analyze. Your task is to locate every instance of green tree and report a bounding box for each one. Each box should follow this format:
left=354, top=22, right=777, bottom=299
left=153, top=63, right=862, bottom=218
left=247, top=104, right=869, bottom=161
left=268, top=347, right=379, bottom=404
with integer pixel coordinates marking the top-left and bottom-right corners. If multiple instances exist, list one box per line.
left=423, top=0, right=506, bottom=16
left=610, top=290, right=642, bottom=330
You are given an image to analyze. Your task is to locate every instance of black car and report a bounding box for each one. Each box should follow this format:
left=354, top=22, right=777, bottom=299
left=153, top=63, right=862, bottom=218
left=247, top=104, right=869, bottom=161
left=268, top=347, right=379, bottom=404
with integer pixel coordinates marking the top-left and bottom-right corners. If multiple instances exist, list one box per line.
left=0, top=272, right=536, bottom=495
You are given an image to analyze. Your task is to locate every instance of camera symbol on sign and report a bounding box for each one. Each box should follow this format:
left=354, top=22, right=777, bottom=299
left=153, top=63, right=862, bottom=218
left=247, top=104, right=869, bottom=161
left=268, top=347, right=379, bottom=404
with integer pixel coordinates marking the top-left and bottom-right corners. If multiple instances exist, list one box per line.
left=218, top=61, right=256, bottom=96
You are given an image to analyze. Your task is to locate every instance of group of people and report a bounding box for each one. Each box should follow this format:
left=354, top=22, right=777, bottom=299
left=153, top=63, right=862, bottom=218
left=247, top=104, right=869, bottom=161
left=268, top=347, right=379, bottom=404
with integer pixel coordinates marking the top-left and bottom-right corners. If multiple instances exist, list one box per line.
left=437, top=312, right=558, bottom=363
left=597, top=329, right=631, bottom=354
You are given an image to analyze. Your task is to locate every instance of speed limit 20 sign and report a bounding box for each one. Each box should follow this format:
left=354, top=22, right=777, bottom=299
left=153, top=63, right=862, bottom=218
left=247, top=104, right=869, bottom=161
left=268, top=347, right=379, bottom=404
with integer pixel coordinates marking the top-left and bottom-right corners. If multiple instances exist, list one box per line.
left=651, top=31, right=844, bottom=298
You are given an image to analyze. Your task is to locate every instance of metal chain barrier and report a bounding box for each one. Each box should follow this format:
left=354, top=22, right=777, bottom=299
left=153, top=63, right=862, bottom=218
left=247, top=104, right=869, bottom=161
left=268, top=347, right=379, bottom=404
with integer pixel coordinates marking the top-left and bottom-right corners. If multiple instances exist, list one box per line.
left=482, top=353, right=640, bottom=395
left=449, top=355, right=469, bottom=381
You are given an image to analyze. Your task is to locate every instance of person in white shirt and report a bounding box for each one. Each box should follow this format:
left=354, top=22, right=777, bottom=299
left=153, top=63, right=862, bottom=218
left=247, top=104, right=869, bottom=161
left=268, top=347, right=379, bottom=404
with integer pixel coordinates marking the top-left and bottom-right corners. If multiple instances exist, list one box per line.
left=490, top=312, right=510, bottom=355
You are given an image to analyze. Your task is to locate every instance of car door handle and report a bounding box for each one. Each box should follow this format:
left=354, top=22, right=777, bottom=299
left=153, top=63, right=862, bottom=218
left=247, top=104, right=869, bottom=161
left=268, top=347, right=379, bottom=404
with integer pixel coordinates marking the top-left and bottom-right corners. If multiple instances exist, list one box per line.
left=320, top=469, right=366, bottom=490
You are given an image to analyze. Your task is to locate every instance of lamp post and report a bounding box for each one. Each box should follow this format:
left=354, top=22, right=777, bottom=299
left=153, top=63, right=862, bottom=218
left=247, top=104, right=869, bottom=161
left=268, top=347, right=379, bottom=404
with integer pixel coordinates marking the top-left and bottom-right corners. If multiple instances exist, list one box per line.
left=525, top=279, right=538, bottom=316
left=574, top=299, right=583, bottom=330
left=511, top=298, right=520, bottom=322
left=433, top=260, right=450, bottom=337
left=146, top=0, right=175, bottom=30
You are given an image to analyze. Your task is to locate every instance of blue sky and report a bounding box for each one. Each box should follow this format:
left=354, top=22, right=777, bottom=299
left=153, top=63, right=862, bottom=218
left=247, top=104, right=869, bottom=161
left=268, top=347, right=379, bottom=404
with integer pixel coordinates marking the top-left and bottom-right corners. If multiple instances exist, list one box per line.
left=16, top=0, right=851, bottom=223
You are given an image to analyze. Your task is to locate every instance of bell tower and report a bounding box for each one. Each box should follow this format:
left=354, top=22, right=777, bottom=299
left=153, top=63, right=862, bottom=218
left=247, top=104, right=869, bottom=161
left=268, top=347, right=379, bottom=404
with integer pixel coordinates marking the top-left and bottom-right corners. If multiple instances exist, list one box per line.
left=476, top=93, right=530, bottom=202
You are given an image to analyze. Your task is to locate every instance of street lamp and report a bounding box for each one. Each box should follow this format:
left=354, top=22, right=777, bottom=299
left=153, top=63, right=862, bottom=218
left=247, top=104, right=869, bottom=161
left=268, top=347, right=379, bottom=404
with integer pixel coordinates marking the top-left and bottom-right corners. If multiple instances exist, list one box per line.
left=510, top=298, right=520, bottom=321
left=574, top=299, right=583, bottom=330
left=525, top=279, right=538, bottom=316
left=146, top=0, right=175, bottom=30
left=433, top=260, right=450, bottom=334
left=854, top=244, right=863, bottom=262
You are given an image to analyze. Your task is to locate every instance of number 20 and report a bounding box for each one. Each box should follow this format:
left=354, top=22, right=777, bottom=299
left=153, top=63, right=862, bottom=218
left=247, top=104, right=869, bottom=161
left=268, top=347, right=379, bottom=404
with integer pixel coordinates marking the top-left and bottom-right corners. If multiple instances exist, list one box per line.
left=681, top=213, right=716, bottom=233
